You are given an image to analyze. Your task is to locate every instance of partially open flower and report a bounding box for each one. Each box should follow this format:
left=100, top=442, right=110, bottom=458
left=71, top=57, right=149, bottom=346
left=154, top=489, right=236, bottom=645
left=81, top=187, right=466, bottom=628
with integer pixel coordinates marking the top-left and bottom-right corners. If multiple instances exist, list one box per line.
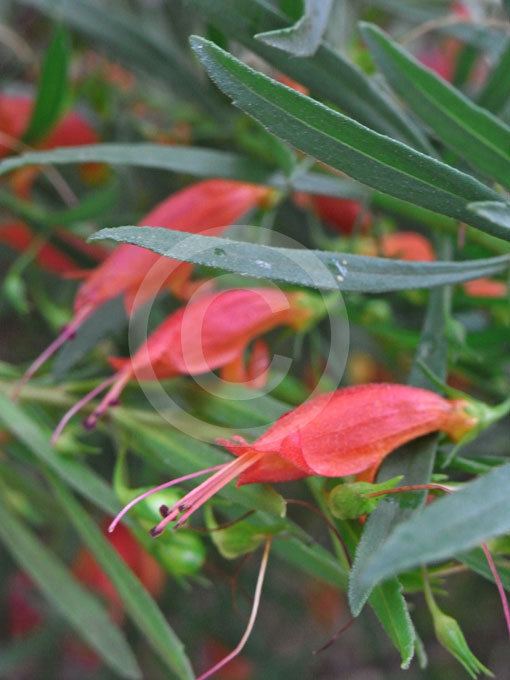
left=52, top=287, right=322, bottom=438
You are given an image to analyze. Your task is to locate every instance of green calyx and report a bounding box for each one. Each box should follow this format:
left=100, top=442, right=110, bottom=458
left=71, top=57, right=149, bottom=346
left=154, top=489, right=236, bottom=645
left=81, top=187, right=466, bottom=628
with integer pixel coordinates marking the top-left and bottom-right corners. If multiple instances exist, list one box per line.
left=328, top=476, right=403, bottom=520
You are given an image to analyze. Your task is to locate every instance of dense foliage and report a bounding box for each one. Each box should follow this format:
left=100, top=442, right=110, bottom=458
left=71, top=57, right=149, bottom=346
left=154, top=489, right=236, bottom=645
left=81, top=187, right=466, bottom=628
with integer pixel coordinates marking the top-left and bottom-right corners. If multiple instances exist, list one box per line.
left=0, top=1, right=509, bottom=678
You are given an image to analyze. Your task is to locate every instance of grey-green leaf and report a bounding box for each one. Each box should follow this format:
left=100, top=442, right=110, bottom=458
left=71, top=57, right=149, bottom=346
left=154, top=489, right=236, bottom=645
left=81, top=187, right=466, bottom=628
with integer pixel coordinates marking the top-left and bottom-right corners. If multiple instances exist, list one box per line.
left=90, top=226, right=510, bottom=292
left=256, top=0, right=334, bottom=57
left=188, top=0, right=430, bottom=148
left=189, top=37, right=510, bottom=241
left=0, top=144, right=366, bottom=200
left=361, top=23, right=510, bottom=189
left=356, top=463, right=510, bottom=592
left=51, top=477, right=195, bottom=680
left=0, top=499, right=141, bottom=680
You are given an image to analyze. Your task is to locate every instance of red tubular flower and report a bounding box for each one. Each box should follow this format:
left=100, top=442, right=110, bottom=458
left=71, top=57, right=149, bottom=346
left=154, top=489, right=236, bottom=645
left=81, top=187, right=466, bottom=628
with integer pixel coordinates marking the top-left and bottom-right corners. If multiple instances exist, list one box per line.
left=15, top=179, right=273, bottom=395
left=0, top=220, right=78, bottom=275
left=296, top=193, right=372, bottom=235
left=0, top=220, right=107, bottom=276
left=0, top=94, right=101, bottom=197
left=52, top=287, right=320, bottom=438
left=379, top=231, right=435, bottom=262
left=113, top=384, right=477, bottom=538
left=462, top=278, right=508, bottom=299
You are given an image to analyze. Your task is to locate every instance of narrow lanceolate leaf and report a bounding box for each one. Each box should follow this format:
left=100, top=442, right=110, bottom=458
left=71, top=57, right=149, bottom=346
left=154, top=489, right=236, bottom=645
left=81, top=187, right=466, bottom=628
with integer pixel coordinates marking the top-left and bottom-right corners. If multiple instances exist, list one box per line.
left=361, top=23, right=510, bottom=189
left=51, top=478, right=195, bottom=680
left=256, top=0, right=334, bottom=57
left=357, top=463, right=510, bottom=592
left=349, top=237, right=452, bottom=616
left=189, top=37, right=510, bottom=242
left=188, top=0, right=431, bottom=149
left=0, top=144, right=367, bottom=200
left=477, top=38, right=510, bottom=114
left=91, top=227, right=510, bottom=292
left=0, top=393, right=117, bottom=514
left=0, top=499, right=141, bottom=680
left=22, top=25, right=70, bottom=144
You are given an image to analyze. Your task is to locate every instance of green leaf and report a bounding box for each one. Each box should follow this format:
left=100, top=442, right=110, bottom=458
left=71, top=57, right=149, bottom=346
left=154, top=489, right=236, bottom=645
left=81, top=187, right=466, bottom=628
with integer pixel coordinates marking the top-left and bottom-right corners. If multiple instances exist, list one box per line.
left=368, top=579, right=416, bottom=669
left=22, top=25, right=70, bottom=145
left=0, top=393, right=118, bottom=514
left=0, top=144, right=366, bottom=200
left=0, top=499, right=141, bottom=679
left=356, top=463, right=510, bottom=591
left=349, top=237, right=452, bottom=616
left=256, top=0, right=334, bottom=57
left=188, top=0, right=431, bottom=148
left=189, top=37, right=510, bottom=241
left=91, top=226, right=510, bottom=292
left=51, top=476, right=195, bottom=680
left=361, top=23, right=510, bottom=189
left=477, top=38, right=510, bottom=114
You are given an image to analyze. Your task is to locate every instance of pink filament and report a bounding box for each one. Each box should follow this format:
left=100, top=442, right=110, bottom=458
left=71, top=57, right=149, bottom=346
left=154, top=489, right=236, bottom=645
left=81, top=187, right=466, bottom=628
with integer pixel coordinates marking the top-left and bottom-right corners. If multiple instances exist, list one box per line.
left=108, top=463, right=225, bottom=533
left=196, top=539, right=271, bottom=680
left=481, top=542, right=510, bottom=639
left=13, top=305, right=92, bottom=400
left=83, top=369, right=132, bottom=429
left=151, top=452, right=263, bottom=535
left=50, top=375, right=117, bottom=445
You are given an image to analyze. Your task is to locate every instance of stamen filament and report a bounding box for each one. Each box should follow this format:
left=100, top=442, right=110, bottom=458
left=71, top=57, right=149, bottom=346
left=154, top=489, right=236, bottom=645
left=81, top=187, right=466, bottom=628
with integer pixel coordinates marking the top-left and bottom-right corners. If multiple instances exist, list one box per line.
left=150, top=452, right=263, bottom=536
left=481, top=543, right=510, bottom=640
left=12, top=305, right=92, bottom=400
left=196, top=538, right=272, bottom=680
left=83, top=369, right=132, bottom=429
left=51, top=375, right=117, bottom=444
left=108, top=464, right=225, bottom=533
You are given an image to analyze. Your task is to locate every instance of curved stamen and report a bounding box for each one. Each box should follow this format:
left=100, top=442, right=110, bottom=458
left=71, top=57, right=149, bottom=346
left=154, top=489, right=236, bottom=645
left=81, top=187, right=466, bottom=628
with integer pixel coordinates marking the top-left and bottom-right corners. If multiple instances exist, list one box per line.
left=196, top=538, right=272, bottom=680
left=108, top=464, right=225, bottom=533
left=83, top=369, right=132, bottom=430
left=51, top=375, right=117, bottom=445
left=150, top=452, right=263, bottom=536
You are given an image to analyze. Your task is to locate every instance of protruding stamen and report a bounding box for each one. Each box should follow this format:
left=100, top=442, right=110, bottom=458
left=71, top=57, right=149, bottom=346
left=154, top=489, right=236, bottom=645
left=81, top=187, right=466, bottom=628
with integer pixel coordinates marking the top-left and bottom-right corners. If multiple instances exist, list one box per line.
left=51, top=376, right=117, bottom=444
left=108, top=464, right=225, bottom=533
left=12, top=305, right=91, bottom=400
left=83, top=369, right=132, bottom=430
left=149, top=452, right=263, bottom=536
left=196, top=539, right=272, bottom=680
left=159, top=505, right=170, bottom=518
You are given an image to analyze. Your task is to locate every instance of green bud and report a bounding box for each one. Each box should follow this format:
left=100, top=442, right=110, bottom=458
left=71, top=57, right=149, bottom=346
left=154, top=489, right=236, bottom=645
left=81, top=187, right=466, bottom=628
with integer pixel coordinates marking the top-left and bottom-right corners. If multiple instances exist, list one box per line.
left=433, top=609, right=493, bottom=679
left=328, top=476, right=403, bottom=520
left=156, top=532, right=206, bottom=577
